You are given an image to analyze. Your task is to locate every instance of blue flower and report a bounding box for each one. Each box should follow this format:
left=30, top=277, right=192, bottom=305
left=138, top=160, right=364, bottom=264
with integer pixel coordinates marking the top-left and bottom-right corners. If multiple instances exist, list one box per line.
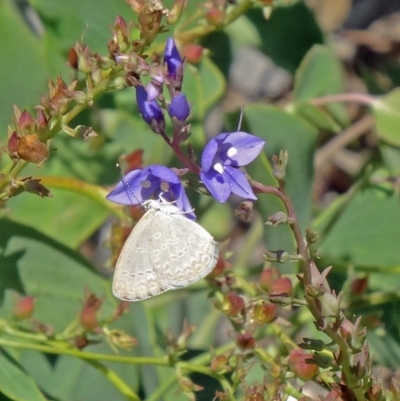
left=107, top=165, right=196, bottom=220
left=168, top=93, right=190, bottom=121
left=200, top=132, right=265, bottom=203
left=164, top=38, right=183, bottom=79
left=135, top=85, right=165, bottom=133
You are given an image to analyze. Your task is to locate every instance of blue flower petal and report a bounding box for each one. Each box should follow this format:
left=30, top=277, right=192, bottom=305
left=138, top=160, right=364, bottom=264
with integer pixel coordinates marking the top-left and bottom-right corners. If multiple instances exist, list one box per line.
left=168, top=93, right=190, bottom=121
left=223, top=132, right=265, bottom=166
left=148, top=165, right=181, bottom=183
left=224, top=166, right=257, bottom=200
left=106, top=169, right=146, bottom=205
left=107, top=165, right=195, bottom=218
left=201, top=136, right=220, bottom=172
left=201, top=169, right=231, bottom=203
left=164, top=38, right=183, bottom=78
left=135, top=85, right=163, bottom=124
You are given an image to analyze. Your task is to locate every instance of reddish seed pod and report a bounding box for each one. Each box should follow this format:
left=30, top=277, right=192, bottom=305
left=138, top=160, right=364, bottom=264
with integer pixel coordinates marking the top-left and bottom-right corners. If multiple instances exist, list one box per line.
left=288, top=349, right=319, bottom=381
left=14, top=296, right=35, bottom=319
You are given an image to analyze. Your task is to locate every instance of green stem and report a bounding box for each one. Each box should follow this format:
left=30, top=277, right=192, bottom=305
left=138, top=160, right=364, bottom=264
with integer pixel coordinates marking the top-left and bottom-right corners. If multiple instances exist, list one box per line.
left=84, top=359, right=140, bottom=401
left=176, top=0, right=253, bottom=43
left=251, top=179, right=367, bottom=401
left=0, top=338, right=169, bottom=366
left=39, top=176, right=127, bottom=221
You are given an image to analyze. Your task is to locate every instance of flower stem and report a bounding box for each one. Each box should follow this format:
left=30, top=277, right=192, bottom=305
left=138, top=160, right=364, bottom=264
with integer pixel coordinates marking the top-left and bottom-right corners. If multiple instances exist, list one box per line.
left=251, top=178, right=367, bottom=401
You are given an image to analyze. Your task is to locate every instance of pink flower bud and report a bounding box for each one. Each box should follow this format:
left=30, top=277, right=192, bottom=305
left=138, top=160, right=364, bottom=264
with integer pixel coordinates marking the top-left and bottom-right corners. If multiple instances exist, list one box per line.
left=221, top=293, right=245, bottom=317
left=288, top=349, right=319, bottom=381
left=14, top=296, right=35, bottom=319
left=259, top=267, right=280, bottom=292
left=181, top=43, right=203, bottom=64
left=253, top=303, right=276, bottom=324
left=236, top=333, right=255, bottom=350
left=79, top=306, right=98, bottom=330
left=270, top=277, right=292, bottom=296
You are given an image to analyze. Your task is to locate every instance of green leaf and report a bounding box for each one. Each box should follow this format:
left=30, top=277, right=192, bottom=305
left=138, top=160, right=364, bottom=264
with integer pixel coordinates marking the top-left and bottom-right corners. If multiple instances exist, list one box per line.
left=316, top=187, right=400, bottom=268
left=291, top=102, right=343, bottom=133
left=8, top=187, right=110, bottom=249
left=0, top=1, right=51, bottom=131
left=0, top=352, right=47, bottom=401
left=372, top=89, right=400, bottom=146
left=247, top=2, right=324, bottom=73
left=22, top=347, right=139, bottom=401
left=294, top=45, right=343, bottom=101
left=293, top=44, right=348, bottom=128
left=29, top=0, right=132, bottom=53
left=184, top=56, right=226, bottom=122
left=0, top=218, right=114, bottom=330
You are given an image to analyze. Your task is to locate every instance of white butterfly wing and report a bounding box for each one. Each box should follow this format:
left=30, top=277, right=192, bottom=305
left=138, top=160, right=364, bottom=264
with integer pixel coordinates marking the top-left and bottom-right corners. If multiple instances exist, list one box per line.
left=151, top=212, right=220, bottom=287
left=112, top=209, right=173, bottom=301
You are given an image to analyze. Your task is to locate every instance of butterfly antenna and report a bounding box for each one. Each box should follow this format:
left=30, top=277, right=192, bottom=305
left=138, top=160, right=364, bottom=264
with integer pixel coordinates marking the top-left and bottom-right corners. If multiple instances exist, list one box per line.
left=116, top=163, right=141, bottom=207
left=237, top=105, right=244, bottom=131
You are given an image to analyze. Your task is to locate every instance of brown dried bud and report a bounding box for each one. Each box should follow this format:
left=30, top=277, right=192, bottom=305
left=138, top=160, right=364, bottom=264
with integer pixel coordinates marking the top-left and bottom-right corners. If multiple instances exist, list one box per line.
left=210, top=355, right=229, bottom=373
left=17, top=134, right=48, bottom=164
left=22, top=178, right=52, bottom=198
left=234, top=201, right=253, bottom=222
left=14, top=296, right=35, bottom=319
left=74, top=335, right=90, bottom=349
left=167, top=0, right=188, bottom=25
left=112, top=301, right=130, bottom=321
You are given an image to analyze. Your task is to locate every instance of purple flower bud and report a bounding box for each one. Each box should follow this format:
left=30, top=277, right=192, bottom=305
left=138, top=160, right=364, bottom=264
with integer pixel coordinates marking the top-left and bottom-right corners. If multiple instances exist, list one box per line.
left=164, top=38, right=183, bottom=78
left=135, top=85, right=165, bottom=133
left=146, top=82, right=162, bottom=101
left=200, top=132, right=265, bottom=203
left=168, top=93, right=190, bottom=121
left=106, top=165, right=196, bottom=220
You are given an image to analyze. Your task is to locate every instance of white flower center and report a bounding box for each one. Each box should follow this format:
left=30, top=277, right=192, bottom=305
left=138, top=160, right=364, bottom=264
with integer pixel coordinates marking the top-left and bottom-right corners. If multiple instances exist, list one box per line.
left=213, top=162, right=224, bottom=174
left=141, top=180, right=151, bottom=188
left=160, top=181, right=170, bottom=192
left=227, top=147, right=237, bottom=157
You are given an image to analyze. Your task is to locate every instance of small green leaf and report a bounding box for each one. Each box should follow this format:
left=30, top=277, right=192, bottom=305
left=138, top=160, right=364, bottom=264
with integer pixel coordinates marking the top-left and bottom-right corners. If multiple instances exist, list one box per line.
left=372, top=89, right=400, bottom=146
left=184, top=56, right=226, bottom=121
left=0, top=352, right=47, bottom=401
left=293, top=44, right=348, bottom=128
left=316, top=187, right=400, bottom=268
left=247, top=2, right=324, bottom=73
left=291, top=102, right=342, bottom=133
